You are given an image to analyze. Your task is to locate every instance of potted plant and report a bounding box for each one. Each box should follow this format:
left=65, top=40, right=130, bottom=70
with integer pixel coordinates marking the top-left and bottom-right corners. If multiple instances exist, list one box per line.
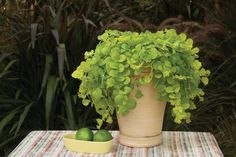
left=72, top=29, right=210, bottom=147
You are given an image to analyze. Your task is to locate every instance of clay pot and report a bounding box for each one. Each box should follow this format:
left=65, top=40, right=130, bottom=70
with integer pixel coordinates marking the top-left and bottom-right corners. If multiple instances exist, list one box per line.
left=117, top=83, right=166, bottom=147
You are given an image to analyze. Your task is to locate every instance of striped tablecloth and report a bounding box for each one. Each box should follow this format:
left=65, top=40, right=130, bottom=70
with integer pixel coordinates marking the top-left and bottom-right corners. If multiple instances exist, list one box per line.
left=9, top=131, right=224, bottom=157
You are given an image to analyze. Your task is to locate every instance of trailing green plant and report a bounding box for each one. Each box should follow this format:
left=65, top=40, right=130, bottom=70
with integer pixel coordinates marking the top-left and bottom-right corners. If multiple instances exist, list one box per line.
left=72, top=29, right=210, bottom=128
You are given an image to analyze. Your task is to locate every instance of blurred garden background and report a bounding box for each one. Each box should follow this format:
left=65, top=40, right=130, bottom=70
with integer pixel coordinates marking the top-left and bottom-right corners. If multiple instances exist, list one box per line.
left=0, top=0, right=236, bottom=156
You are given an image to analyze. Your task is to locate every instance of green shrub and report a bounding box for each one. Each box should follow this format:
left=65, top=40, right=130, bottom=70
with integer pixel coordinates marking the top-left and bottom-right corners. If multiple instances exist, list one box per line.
left=72, top=29, right=210, bottom=128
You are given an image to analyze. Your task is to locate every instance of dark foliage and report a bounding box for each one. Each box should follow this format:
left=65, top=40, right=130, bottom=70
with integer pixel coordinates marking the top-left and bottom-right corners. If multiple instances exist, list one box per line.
left=0, top=0, right=235, bottom=156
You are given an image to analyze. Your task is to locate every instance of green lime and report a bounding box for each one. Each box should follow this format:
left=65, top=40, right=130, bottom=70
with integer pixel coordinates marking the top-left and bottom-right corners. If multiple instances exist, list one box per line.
left=75, top=127, right=93, bottom=141
left=93, top=130, right=113, bottom=142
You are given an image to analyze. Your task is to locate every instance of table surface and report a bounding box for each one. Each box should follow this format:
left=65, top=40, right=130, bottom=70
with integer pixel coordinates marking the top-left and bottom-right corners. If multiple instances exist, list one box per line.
left=9, top=131, right=224, bottom=157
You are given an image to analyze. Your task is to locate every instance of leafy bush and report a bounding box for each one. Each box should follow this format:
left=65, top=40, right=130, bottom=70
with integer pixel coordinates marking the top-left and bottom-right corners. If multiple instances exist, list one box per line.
left=72, top=29, right=210, bottom=128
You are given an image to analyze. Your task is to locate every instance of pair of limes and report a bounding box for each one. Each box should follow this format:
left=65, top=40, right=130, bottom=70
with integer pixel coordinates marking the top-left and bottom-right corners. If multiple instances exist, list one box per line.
left=75, top=128, right=113, bottom=142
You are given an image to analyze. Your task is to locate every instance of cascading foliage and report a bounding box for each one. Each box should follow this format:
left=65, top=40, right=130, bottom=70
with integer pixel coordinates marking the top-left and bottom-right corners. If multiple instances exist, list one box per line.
left=72, top=29, right=210, bottom=128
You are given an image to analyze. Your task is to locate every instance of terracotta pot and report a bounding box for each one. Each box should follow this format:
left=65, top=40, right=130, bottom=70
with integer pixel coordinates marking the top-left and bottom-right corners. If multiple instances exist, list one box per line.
left=117, top=83, right=166, bottom=147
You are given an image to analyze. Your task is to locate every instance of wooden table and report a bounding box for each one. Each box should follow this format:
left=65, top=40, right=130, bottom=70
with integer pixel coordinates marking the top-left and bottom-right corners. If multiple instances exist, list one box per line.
left=9, top=131, right=224, bottom=157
